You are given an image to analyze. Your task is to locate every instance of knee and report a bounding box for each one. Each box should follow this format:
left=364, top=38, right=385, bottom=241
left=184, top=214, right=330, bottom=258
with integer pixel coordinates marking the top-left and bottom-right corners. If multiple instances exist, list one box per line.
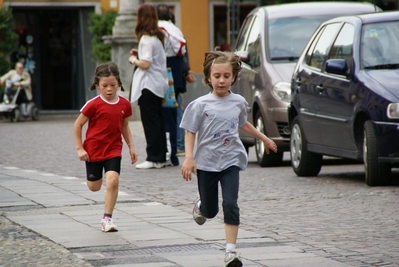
left=87, top=181, right=101, bottom=192
left=106, top=174, right=119, bottom=190
left=202, top=206, right=218, bottom=219
left=222, top=199, right=238, bottom=210
left=222, top=201, right=240, bottom=224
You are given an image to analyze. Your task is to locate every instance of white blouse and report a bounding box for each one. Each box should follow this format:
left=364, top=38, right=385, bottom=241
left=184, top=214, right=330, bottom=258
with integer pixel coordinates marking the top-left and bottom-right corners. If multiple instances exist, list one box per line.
left=130, top=35, right=168, bottom=104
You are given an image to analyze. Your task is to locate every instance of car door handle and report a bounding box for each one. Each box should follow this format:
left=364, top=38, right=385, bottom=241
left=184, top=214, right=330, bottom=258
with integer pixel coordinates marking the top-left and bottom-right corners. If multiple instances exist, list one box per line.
left=295, top=78, right=302, bottom=86
left=316, top=85, right=324, bottom=94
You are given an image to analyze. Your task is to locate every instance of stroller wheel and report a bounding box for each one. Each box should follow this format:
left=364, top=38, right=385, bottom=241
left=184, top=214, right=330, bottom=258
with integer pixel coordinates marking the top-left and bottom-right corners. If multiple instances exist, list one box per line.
left=10, top=108, right=20, bottom=122
left=31, top=106, right=40, bottom=121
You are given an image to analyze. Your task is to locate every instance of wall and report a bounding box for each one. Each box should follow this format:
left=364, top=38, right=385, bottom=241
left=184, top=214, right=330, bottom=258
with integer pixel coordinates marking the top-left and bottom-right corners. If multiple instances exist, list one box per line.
left=180, top=0, right=209, bottom=73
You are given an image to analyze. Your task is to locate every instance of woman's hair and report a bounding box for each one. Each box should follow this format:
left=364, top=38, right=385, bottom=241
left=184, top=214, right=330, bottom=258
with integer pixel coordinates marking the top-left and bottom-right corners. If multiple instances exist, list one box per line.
left=135, top=4, right=164, bottom=45
left=89, top=62, right=124, bottom=91
left=202, top=49, right=242, bottom=89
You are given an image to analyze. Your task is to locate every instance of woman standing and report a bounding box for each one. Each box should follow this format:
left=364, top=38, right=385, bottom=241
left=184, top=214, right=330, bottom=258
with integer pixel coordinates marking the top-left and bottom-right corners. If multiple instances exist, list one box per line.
left=129, top=4, right=168, bottom=169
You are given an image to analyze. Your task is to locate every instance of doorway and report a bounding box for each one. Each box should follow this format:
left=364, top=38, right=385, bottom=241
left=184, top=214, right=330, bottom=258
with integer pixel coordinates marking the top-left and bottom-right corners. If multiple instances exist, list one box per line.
left=12, top=7, right=95, bottom=110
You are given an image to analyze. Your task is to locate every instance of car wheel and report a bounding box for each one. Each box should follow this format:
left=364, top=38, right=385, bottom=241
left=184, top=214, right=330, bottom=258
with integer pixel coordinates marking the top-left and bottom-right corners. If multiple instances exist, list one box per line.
left=254, top=110, right=283, bottom=167
left=10, top=108, right=20, bottom=122
left=31, top=106, right=40, bottom=121
left=290, top=117, right=322, bottom=176
left=363, top=120, right=391, bottom=186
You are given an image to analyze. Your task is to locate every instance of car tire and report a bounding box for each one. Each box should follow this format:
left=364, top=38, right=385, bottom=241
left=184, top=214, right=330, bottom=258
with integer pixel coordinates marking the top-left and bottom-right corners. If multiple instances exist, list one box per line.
left=254, top=110, right=283, bottom=167
left=10, top=108, right=20, bottom=122
left=363, top=120, right=391, bottom=186
left=290, top=117, right=322, bottom=176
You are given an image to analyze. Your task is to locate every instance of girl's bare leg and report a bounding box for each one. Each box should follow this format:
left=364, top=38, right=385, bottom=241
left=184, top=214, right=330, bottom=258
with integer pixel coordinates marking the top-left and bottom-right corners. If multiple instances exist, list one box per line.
left=104, top=171, right=119, bottom=214
left=225, top=223, right=239, bottom=244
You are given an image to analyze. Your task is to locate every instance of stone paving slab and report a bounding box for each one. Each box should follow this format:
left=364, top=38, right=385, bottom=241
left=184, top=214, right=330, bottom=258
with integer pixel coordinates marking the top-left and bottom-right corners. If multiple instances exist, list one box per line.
left=0, top=164, right=355, bottom=267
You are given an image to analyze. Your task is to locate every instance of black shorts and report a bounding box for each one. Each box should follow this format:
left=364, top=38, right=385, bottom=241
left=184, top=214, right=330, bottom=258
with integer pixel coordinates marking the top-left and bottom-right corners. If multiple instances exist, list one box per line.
left=85, top=157, right=121, bottom=181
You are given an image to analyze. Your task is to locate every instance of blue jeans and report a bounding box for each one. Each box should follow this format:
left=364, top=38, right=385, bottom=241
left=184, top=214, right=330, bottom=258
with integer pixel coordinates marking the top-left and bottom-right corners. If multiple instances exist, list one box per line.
left=177, top=94, right=185, bottom=151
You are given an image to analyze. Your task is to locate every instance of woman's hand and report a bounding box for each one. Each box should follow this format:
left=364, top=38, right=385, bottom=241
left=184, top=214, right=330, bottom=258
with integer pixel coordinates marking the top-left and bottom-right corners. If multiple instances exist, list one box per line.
left=128, top=55, right=137, bottom=65
left=130, top=48, right=138, bottom=56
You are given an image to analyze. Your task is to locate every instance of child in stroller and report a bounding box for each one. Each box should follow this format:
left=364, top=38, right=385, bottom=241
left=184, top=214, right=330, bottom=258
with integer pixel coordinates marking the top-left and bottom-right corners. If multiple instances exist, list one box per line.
left=0, top=62, right=39, bottom=122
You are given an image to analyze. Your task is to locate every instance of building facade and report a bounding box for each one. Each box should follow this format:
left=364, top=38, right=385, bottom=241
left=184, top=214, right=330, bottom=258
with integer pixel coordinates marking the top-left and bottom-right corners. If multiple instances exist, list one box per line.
left=3, top=0, right=396, bottom=111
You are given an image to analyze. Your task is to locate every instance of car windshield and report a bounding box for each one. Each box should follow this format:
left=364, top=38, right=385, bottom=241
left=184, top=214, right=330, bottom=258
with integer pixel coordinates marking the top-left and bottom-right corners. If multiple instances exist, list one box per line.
left=361, top=21, right=399, bottom=69
left=268, top=16, right=330, bottom=60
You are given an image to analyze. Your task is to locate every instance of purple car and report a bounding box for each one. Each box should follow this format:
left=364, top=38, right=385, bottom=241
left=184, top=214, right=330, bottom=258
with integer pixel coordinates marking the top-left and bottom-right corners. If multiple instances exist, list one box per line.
left=289, top=11, right=399, bottom=186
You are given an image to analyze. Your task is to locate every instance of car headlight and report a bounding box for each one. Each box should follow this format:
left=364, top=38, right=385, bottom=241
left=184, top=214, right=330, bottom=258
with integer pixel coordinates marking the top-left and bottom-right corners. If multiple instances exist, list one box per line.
left=272, top=82, right=291, bottom=103
left=387, top=103, right=399, bottom=119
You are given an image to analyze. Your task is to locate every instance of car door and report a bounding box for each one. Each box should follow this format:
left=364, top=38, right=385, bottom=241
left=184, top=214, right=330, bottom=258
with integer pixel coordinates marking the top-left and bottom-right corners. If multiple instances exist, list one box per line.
left=295, top=23, right=342, bottom=145
left=233, top=14, right=261, bottom=137
left=317, top=23, right=358, bottom=150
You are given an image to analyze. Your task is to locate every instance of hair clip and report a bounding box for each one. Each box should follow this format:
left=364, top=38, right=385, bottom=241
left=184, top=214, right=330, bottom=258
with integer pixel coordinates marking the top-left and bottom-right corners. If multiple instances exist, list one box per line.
left=211, top=59, right=216, bottom=66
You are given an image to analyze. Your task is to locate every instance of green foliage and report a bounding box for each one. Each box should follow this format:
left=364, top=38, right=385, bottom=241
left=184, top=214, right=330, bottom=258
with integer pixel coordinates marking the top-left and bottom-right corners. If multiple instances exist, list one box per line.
left=0, top=7, right=18, bottom=75
left=88, top=10, right=118, bottom=63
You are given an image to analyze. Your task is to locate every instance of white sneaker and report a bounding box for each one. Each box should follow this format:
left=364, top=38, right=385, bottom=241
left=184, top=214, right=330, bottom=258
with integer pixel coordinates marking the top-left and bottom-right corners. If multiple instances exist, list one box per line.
left=136, top=161, right=165, bottom=169
left=101, top=217, right=118, bottom=232
left=224, top=250, right=242, bottom=267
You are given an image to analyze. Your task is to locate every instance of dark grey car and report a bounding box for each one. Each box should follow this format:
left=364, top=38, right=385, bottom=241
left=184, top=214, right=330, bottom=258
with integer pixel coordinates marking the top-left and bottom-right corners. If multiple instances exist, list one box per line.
left=232, top=2, right=380, bottom=167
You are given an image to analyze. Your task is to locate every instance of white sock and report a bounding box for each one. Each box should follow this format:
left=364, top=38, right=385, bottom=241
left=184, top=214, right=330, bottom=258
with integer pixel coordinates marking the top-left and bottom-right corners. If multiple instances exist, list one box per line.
left=226, top=243, right=236, bottom=252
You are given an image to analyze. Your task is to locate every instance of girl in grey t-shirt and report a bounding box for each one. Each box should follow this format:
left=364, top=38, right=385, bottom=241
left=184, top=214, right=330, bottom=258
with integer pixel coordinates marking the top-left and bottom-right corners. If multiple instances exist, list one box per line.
left=180, top=50, right=278, bottom=267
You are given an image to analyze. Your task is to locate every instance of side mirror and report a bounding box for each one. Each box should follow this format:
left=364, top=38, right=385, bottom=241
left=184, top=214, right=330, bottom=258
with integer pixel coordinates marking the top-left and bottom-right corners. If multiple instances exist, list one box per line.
left=325, top=59, right=348, bottom=76
left=235, top=51, right=249, bottom=63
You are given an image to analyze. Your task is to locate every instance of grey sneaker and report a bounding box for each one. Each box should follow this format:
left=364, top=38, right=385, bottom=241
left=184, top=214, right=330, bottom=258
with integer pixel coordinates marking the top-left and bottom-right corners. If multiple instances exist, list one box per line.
left=193, top=197, right=206, bottom=225
left=224, top=251, right=243, bottom=267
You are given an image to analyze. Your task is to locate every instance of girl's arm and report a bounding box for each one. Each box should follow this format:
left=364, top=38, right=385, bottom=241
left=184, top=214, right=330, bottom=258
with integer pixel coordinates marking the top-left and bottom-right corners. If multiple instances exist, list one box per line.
left=240, top=122, right=278, bottom=154
left=73, top=114, right=90, bottom=161
left=121, top=117, right=138, bottom=164
left=181, top=131, right=197, bottom=181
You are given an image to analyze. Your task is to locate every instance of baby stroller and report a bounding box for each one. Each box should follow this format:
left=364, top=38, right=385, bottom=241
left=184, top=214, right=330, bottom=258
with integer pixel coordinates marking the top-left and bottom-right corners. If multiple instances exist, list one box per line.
left=0, top=80, right=39, bottom=122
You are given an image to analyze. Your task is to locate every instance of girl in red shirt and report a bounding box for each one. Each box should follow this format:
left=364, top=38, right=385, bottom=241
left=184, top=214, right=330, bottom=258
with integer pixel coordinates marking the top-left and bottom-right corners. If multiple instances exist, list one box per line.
left=74, top=62, right=138, bottom=232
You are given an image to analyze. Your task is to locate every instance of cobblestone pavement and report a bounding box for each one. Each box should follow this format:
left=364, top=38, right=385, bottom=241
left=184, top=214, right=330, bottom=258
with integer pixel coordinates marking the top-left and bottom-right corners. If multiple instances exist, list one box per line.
left=0, top=116, right=399, bottom=267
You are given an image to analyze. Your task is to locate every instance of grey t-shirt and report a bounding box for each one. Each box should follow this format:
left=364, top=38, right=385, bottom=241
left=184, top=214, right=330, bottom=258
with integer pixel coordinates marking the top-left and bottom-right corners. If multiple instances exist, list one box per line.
left=180, top=91, right=248, bottom=171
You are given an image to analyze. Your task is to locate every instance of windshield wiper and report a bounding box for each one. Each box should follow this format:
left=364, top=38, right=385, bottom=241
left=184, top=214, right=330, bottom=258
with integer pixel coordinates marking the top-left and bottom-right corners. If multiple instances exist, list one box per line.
left=364, top=63, right=399, bottom=70
left=270, top=56, right=299, bottom=61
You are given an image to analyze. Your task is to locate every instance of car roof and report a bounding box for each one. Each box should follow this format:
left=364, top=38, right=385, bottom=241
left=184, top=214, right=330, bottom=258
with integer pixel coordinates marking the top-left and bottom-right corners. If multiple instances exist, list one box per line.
left=252, top=2, right=380, bottom=19
left=323, top=10, right=399, bottom=25
left=356, top=11, right=399, bottom=23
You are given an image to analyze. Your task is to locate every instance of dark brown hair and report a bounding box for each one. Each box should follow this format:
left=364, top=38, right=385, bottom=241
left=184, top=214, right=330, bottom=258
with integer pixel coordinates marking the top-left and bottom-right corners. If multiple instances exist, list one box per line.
left=202, top=49, right=242, bottom=89
left=135, top=4, right=164, bottom=45
left=89, top=62, right=124, bottom=91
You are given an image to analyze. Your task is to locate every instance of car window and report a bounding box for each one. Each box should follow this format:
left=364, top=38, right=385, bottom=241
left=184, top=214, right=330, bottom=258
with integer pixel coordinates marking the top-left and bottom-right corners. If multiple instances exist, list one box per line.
left=361, top=21, right=399, bottom=69
left=268, top=16, right=334, bottom=60
left=235, top=15, right=254, bottom=52
left=327, top=23, right=354, bottom=75
left=329, top=23, right=354, bottom=61
left=245, top=16, right=261, bottom=68
left=308, top=23, right=341, bottom=70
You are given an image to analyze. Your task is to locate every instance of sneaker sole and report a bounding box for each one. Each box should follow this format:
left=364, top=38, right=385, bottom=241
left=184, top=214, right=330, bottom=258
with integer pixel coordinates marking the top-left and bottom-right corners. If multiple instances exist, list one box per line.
left=193, top=203, right=206, bottom=225
left=102, top=227, right=118, bottom=232
left=225, top=258, right=242, bottom=267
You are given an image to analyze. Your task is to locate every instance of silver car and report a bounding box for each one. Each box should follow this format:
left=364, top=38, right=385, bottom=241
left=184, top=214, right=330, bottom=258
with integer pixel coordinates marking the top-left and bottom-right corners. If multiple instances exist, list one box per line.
left=232, top=2, right=380, bottom=167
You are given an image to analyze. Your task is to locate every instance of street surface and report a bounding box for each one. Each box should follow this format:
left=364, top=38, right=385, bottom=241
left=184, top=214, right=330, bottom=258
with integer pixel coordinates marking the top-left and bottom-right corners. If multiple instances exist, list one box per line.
left=0, top=115, right=398, bottom=267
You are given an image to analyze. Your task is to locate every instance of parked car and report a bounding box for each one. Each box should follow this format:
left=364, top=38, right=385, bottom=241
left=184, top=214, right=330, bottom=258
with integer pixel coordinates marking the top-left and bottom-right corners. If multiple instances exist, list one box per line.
left=288, top=11, right=399, bottom=186
left=232, top=2, right=380, bottom=167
